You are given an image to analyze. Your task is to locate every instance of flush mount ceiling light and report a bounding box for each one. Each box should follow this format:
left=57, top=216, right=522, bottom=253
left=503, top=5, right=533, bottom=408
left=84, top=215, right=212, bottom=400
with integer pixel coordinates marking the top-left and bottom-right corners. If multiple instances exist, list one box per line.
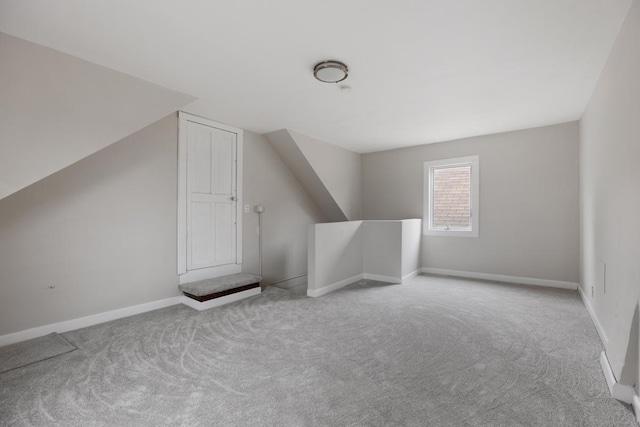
left=313, top=60, right=349, bottom=83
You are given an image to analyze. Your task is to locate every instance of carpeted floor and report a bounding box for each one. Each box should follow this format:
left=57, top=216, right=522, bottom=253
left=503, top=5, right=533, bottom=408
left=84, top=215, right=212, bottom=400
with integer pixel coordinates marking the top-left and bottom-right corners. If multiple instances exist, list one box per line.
left=0, top=333, right=75, bottom=374
left=0, top=275, right=635, bottom=426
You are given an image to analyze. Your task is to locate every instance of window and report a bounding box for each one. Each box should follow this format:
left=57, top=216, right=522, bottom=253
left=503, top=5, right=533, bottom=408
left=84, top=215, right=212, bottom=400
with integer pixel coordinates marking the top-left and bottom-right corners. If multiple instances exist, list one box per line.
left=423, top=155, right=479, bottom=237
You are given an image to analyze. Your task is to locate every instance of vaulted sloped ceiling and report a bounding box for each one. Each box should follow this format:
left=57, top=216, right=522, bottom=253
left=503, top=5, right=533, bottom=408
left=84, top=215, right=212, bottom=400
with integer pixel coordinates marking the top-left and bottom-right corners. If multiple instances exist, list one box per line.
left=0, top=33, right=195, bottom=200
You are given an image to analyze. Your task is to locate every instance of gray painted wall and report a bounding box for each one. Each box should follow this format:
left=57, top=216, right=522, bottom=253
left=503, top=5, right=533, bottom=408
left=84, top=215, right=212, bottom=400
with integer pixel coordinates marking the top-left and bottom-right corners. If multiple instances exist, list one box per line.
left=401, top=219, right=422, bottom=278
left=308, top=219, right=422, bottom=295
left=0, top=114, right=181, bottom=335
left=0, top=117, right=327, bottom=336
left=265, top=130, right=347, bottom=222
left=363, top=221, right=402, bottom=279
left=362, top=122, right=580, bottom=283
left=580, top=0, right=640, bottom=384
left=0, top=33, right=193, bottom=200
left=308, top=221, right=364, bottom=294
left=288, top=130, right=362, bottom=221
left=241, top=131, right=327, bottom=287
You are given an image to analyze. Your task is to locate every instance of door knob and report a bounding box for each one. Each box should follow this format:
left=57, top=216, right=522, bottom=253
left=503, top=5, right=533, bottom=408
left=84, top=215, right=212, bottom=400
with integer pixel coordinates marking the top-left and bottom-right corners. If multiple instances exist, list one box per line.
left=230, top=196, right=237, bottom=201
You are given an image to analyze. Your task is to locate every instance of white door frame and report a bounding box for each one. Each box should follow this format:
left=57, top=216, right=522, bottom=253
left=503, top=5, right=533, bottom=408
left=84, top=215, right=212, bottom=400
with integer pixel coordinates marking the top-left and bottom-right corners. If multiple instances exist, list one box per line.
left=177, top=111, right=243, bottom=283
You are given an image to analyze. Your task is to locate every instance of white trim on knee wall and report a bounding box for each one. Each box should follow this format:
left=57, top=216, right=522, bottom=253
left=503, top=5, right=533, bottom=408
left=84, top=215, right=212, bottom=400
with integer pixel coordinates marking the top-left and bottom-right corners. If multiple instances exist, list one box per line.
left=307, top=274, right=364, bottom=297
left=307, top=271, right=422, bottom=298
left=363, top=273, right=402, bottom=284
left=402, top=270, right=421, bottom=282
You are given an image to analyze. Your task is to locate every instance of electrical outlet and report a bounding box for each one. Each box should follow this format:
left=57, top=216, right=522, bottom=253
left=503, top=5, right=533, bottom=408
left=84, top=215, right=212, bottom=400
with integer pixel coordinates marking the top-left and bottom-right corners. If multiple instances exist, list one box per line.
left=591, top=286, right=594, bottom=297
left=244, top=204, right=250, bottom=214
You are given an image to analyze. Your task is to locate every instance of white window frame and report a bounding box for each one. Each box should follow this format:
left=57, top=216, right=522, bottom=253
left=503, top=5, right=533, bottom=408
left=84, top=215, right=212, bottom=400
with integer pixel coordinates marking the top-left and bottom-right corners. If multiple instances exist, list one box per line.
left=423, top=155, right=479, bottom=237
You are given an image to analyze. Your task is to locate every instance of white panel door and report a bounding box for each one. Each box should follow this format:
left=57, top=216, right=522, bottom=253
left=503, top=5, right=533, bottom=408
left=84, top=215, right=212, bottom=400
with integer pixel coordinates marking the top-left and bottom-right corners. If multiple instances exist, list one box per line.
left=186, top=120, right=237, bottom=270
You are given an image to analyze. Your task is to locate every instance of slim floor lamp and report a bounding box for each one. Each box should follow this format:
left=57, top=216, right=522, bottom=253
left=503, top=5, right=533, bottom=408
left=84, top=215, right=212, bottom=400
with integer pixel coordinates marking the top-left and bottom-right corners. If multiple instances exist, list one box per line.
left=254, top=205, right=265, bottom=277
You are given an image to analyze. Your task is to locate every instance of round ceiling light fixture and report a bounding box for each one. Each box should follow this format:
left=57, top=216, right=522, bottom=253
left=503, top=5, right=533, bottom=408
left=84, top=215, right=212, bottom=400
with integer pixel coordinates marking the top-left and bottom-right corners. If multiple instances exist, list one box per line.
left=313, top=60, right=349, bottom=83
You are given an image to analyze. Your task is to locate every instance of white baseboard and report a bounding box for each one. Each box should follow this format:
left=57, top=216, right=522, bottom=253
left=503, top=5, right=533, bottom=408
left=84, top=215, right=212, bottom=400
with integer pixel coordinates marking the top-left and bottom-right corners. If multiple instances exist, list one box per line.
left=269, top=275, right=307, bottom=290
left=181, top=287, right=261, bottom=311
left=421, top=268, right=578, bottom=290
left=633, top=395, right=640, bottom=425
left=0, top=286, right=266, bottom=347
left=402, top=269, right=421, bottom=282
left=307, top=274, right=364, bottom=297
left=600, top=351, right=635, bottom=404
left=577, top=285, right=608, bottom=347
left=308, top=271, right=416, bottom=297
left=363, top=273, right=402, bottom=284
left=0, top=296, right=183, bottom=347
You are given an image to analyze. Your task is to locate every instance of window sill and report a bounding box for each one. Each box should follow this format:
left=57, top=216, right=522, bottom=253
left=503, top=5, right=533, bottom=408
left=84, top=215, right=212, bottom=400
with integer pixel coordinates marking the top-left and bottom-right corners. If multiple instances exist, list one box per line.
left=423, top=229, right=479, bottom=238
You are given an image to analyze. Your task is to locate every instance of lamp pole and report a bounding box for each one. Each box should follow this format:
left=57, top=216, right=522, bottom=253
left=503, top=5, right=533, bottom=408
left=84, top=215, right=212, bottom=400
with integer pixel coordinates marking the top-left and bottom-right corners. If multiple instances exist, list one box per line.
left=254, top=205, right=265, bottom=277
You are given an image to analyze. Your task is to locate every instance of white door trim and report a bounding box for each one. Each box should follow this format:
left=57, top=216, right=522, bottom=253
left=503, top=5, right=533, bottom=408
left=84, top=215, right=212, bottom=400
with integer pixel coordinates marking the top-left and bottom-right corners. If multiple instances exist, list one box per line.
left=177, top=112, right=243, bottom=279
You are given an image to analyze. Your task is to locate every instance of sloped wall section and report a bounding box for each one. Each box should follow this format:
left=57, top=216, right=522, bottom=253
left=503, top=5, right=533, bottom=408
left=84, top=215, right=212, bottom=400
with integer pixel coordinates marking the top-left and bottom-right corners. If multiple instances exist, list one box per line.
left=265, top=129, right=361, bottom=222
left=0, top=33, right=195, bottom=200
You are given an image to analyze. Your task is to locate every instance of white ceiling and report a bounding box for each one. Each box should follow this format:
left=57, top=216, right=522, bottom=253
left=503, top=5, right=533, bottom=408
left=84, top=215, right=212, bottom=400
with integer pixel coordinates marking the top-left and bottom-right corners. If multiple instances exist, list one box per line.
left=0, top=0, right=633, bottom=153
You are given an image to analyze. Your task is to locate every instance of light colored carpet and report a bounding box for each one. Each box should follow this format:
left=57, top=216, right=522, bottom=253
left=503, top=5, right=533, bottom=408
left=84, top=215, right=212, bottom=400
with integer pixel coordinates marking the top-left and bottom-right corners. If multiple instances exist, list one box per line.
left=0, top=333, right=75, bottom=374
left=0, top=275, right=635, bottom=426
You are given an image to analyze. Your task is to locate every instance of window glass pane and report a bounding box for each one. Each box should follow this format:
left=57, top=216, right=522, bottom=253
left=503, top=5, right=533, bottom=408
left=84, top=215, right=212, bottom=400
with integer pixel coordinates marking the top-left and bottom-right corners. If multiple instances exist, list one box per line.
left=432, top=165, right=471, bottom=230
